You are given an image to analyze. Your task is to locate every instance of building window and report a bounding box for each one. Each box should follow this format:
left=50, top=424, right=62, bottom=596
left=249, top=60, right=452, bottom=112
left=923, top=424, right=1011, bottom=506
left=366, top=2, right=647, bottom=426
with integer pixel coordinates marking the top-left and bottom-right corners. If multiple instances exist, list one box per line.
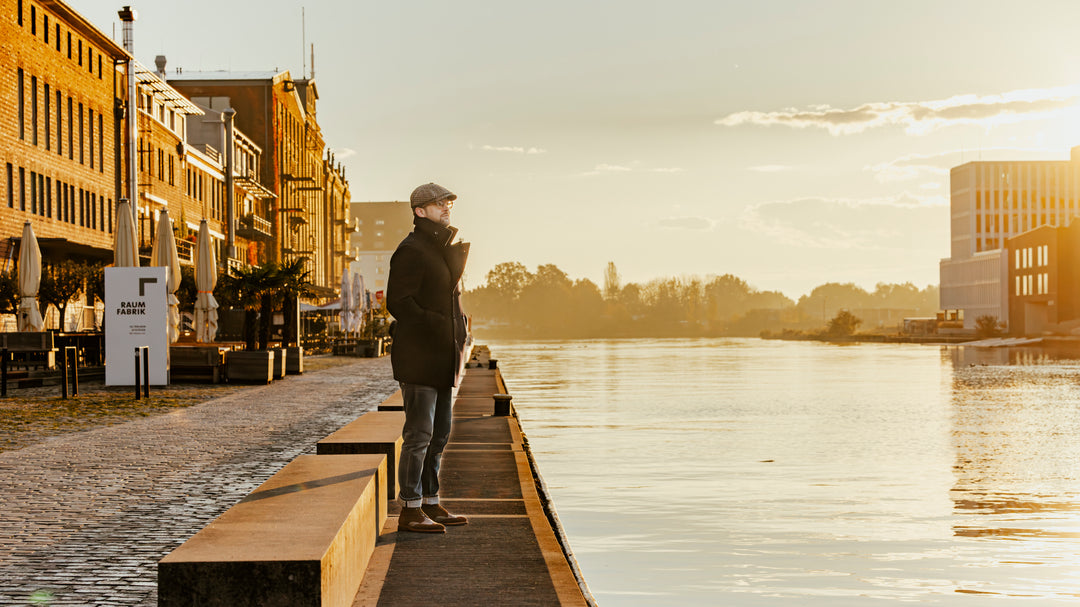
left=30, top=171, right=36, bottom=214
left=17, top=0, right=22, bottom=25
left=67, top=32, right=71, bottom=59
left=17, top=69, right=25, bottom=140
left=88, top=108, right=94, bottom=169
left=1015, top=249, right=1021, bottom=270
left=67, top=97, right=73, bottom=159
left=45, top=177, right=51, bottom=218
left=77, top=40, right=82, bottom=67
left=87, top=47, right=93, bottom=74
left=31, top=75, right=37, bottom=145
left=30, top=5, right=36, bottom=35
left=98, top=113, right=104, bottom=173
left=43, top=15, right=48, bottom=43
left=19, top=168, right=25, bottom=211
left=1015, top=276, right=1020, bottom=297
left=55, top=89, right=61, bottom=155
left=5, top=164, right=12, bottom=208
left=56, top=181, right=62, bottom=220
left=54, top=24, right=60, bottom=51
left=98, top=55, right=102, bottom=79
left=108, top=198, right=113, bottom=233
left=78, top=103, right=84, bottom=164
left=44, top=83, right=50, bottom=150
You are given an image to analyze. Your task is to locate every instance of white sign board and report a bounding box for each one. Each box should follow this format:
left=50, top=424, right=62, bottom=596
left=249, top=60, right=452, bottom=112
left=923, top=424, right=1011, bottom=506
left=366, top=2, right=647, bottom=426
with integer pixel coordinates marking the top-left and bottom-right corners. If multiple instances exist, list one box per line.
left=105, top=267, right=169, bottom=386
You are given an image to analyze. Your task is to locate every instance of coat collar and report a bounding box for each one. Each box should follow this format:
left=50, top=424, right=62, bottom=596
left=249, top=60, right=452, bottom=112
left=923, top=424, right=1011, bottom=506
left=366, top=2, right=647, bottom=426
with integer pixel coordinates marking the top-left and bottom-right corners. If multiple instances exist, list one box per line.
left=413, top=216, right=458, bottom=247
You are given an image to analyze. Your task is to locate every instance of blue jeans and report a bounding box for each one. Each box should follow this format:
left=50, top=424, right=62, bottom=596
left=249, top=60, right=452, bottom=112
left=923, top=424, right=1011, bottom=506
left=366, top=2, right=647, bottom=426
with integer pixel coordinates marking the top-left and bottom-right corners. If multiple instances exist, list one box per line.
left=398, top=383, right=453, bottom=505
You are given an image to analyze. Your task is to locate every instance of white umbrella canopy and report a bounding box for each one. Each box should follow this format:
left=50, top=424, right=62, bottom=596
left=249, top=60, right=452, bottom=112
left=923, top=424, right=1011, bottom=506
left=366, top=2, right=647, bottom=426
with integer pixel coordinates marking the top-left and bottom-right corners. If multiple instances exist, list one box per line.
left=113, top=199, right=138, bottom=267
left=17, top=221, right=43, bottom=332
left=339, top=269, right=352, bottom=333
left=351, top=272, right=365, bottom=333
left=193, top=220, right=218, bottom=343
left=150, top=210, right=182, bottom=343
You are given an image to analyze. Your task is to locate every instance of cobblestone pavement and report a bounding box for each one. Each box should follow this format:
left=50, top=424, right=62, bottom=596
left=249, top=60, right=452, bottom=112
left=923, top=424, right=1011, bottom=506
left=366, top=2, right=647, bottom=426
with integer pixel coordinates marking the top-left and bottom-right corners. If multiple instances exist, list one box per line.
left=0, top=356, right=398, bottom=606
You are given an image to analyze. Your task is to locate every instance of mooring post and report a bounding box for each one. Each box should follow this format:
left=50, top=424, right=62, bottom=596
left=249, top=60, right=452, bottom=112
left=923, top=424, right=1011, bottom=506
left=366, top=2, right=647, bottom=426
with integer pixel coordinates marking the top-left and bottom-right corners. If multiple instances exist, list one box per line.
left=1, top=348, right=7, bottom=398
left=68, top=346, right=79, bottom=397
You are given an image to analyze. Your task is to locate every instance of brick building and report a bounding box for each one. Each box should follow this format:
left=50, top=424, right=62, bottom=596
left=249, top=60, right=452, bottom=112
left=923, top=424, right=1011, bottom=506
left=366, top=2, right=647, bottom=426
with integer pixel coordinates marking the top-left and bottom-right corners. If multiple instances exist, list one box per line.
left=168, top=70, right=352, bottom=295
left=1, top=0, right=129, bottom=268
left=1005, top=222, right=1080, bottom=336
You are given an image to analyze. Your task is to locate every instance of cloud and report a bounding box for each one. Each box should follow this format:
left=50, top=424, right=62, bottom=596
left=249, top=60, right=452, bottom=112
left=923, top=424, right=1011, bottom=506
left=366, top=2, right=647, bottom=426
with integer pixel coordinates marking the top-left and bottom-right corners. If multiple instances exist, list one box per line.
left=748, top=165, right=793, bottom=173
left=331, top=147, right=357, bottom=160
left=716, top=85, right=1080, bottom=135
left=656, top=216, right=717, bottom=231
left=480, top=144, right=547, bottom=155
left=739, top=193, right=947, bottom=250
left=580, top=163, right=684, bottom=177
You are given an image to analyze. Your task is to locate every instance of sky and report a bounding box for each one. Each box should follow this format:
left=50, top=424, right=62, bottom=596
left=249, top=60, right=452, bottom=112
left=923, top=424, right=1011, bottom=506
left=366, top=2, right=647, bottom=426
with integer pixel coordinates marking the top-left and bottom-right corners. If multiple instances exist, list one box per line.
left=67, top=0, right=1080, bottom=299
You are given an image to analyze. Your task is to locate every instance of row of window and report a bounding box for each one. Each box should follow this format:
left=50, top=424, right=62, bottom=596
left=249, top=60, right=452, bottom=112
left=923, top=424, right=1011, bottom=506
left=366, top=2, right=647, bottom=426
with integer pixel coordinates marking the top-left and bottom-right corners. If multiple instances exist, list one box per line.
left=16, top=0, right=105, bottom=80
left=976, top=194, right=1072, bottom=211
left=977, top=214, right=1058, bottom=235
left=139, top=141, right=176, bottom=187
left=15, top=68, right=106, bottom=174
left=186, top=167, right=227, bottom=222
left=5, top=163, right=113, bottom=233
left=1016, top=273, right=1049, bottom=297
left=1015, top=245, right=1049, bottom=270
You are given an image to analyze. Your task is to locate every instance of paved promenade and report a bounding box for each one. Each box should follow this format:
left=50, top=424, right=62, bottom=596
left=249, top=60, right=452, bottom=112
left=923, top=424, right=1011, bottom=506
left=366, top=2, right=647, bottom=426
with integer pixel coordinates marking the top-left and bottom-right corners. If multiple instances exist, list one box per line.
left=0, top=357, right=399, bottom=606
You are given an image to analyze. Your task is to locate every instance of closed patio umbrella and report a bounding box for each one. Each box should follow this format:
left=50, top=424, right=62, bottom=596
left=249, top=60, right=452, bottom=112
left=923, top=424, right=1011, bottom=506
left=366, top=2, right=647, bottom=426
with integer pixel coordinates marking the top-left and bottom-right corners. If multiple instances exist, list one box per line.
left=351, top=272, right=365, bottom=334
left=150, top=210, right=182, bottom=343
left=339, top=269, right=352, bottom=334
left=193, top=220, right=218, bottom=343
left=113, top=199, right=138, bottom=267
left=17, top=221, right=43, bottom=332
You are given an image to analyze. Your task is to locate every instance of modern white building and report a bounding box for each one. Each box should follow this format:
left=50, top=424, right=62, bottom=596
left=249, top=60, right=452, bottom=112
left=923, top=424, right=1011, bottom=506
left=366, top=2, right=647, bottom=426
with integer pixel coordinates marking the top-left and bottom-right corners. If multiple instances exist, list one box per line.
left=348, top=201, right=412, bottom=295
left=940, top=147, right=1080, bottom=329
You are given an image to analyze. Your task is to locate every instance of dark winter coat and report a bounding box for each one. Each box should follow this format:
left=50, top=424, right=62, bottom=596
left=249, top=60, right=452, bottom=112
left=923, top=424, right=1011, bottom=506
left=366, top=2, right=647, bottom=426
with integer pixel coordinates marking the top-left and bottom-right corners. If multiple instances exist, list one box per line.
left=387, top=216, right=470, bottom=388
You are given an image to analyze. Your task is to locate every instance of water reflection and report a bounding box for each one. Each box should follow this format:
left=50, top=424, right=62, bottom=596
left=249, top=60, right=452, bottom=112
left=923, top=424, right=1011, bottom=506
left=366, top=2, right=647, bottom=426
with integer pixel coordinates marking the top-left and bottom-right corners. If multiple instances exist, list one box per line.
left=491, top=339, right=1080, bottom=604
left=948, top=344, right=1080, bottom=598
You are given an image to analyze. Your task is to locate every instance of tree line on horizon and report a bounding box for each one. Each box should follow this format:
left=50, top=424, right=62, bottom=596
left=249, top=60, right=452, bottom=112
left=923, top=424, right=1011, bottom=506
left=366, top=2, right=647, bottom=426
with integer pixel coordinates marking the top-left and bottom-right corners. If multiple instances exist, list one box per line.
left=463, top=262, right=940, bottom=338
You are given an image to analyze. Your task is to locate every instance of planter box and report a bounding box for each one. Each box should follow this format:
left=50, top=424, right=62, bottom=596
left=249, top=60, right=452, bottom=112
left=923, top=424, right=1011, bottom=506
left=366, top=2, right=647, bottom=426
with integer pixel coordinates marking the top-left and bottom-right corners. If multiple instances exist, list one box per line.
left=286, top=346, right=304, bottom=375
left=170, top=346, right=228, bottom=383
left=226, top=350, right=274, bottom=384
left=271, top=347, right=286, bottom=379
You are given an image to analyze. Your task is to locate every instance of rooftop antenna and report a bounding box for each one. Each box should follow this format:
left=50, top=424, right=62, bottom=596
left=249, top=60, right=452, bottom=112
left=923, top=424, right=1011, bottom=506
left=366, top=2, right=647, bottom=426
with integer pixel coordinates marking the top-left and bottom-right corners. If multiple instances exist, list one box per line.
left=301, top=7, right=306, bottom=78
left=311, top=44, right=315, bottom=80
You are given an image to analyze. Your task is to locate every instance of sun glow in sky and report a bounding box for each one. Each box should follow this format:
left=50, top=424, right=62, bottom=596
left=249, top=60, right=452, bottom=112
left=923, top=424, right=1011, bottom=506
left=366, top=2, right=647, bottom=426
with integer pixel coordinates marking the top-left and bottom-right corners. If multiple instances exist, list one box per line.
left=69, top=0, right=1080, bottom=298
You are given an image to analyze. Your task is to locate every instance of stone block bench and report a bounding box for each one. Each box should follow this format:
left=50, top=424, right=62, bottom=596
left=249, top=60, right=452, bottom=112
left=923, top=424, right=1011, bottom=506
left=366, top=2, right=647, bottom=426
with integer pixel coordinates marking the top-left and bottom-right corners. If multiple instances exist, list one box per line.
left=158, top=454, right=387, bottom=607
left=317, top=411, right=405, bottom=501
left=0, top=331, right=57, bottom=370
left=376, top=390, right=403, bottom=411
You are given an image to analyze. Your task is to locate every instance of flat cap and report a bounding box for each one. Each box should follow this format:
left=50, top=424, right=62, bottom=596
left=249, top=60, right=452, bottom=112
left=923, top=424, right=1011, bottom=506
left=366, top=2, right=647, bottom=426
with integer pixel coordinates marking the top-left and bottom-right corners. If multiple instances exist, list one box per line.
left=410, top=183, right=457, bottom=208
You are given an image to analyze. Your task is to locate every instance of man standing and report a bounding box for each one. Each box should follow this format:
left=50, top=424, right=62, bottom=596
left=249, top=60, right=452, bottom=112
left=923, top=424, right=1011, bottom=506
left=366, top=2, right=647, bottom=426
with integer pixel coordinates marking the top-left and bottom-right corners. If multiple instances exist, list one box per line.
left=387, top=182, right=471, bottom=533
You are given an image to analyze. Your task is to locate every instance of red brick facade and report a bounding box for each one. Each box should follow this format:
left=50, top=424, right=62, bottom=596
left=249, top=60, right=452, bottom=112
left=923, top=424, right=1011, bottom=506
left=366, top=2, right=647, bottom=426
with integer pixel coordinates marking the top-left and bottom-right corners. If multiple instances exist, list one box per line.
left=0, top=0, right=127, bottom=268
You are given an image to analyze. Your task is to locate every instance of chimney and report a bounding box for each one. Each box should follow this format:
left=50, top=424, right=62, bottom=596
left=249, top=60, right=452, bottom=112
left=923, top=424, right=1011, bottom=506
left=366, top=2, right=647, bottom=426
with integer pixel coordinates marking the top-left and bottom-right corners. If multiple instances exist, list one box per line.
left=117, top=6, right=139, bottom=245
left=155, top=55, right=167, bottom=78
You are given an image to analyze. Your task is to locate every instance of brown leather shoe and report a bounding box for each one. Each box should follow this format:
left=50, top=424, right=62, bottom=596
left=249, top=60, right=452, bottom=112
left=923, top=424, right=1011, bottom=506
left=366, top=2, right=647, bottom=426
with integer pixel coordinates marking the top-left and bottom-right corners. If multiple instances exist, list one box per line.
left=422, top=503, right=468, bottom=526
left=398, top=507, right=445, bottom=533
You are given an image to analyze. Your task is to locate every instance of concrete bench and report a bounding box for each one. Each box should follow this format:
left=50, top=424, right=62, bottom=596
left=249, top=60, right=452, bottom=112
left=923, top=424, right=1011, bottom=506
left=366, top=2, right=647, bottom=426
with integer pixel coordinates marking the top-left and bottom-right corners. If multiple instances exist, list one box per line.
left=158, top=454, right=387, bottom=607
left=317, top=411, right=404, bottom=501
left=169, top=346, right=228, bottom=383
left=376, top=390, right=403, bottom=411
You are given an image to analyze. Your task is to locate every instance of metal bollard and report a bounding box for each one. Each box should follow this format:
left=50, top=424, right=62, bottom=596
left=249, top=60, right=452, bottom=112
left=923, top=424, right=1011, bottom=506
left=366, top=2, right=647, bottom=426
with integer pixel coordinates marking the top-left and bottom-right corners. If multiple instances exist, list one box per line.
left=61, top=347, right=70, bottom=399
left=59, top=346, right=80, bottom=398
left=68, top=346, right=78, bottom=397
left=493, top=393, right=513, bottom=416
left=1, top=348, right=7, bottom=398
left=134, top=347, right=142, bottom=399
left=142, top=347, right=149, bottom=397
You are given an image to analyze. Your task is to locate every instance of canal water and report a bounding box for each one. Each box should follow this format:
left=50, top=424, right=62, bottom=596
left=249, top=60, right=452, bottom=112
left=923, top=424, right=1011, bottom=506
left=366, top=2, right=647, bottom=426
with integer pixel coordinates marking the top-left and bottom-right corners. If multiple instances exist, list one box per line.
left=486, top=338, right=1080, bottom=605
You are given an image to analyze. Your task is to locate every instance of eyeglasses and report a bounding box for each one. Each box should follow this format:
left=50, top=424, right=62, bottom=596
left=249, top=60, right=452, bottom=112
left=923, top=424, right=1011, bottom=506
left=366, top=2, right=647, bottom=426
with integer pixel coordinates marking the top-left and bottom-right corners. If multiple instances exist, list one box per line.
left=426, top=199, right=454, bottom=210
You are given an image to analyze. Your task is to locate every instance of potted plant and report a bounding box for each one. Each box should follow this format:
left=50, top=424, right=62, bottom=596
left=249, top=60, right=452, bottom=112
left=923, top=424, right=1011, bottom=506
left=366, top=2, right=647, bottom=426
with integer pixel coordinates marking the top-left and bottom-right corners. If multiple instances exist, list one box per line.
left=276, top=258, right=314, bottom=374
left=217, top=264, right=276, bottom=384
